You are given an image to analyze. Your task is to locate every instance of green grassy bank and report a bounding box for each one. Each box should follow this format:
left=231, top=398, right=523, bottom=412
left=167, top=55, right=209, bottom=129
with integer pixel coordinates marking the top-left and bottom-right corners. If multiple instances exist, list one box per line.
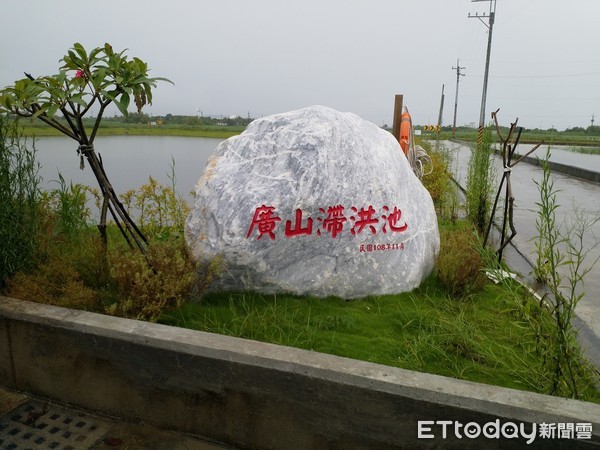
left=18, top=122, right=244, bottom=139
left=424, top=129, right=600, bottom=148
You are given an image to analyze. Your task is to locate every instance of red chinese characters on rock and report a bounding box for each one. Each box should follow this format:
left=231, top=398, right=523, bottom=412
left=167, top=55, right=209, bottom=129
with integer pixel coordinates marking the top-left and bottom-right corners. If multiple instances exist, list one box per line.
left=350, top=206, right=379, bottom=235
left=317, top=205, right=347, bottom=238
left=381, top=206, right=408, bottom=233
left=285, top=209, right=313, bottom=237
left=246, top=205, right=281, bottom=240
left=246, top=204, right=407, bottom=240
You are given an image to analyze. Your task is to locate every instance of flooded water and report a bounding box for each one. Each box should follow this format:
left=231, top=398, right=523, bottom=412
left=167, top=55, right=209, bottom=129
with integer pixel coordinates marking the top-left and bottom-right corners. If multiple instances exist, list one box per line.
left=504, top=142, right=600, bottom=173
left=445, top=140, right=600, bottom=344
left=33, top=135, right=224, bottom=202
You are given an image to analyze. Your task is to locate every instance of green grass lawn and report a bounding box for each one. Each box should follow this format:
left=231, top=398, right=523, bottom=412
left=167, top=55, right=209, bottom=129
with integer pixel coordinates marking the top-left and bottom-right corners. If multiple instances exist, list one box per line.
left=160, top=275, right=600, bottom=402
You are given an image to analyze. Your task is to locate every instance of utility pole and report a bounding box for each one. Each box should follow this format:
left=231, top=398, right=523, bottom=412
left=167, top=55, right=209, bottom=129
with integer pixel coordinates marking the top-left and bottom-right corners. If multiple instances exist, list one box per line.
left=452, top=59, right=466, bottom=138
left=435, top=84, right=445, bottom=149
left=437, top=84, right=445, bottom=130
left=592, top=114, right=595, bottom=128
left=469, top=0, right=497, bottom=146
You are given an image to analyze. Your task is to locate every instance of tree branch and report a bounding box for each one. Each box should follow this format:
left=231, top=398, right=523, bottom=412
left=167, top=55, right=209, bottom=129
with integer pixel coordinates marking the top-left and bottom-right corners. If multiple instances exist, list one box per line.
left=89, top=100, right=109, bottom=143
left=38, top=116, right=79, bottom=140
left=28, top=105, right=79, bottom=140
left=491, top=109, right=504, bottom=143
left=75, top=112, right=89, bottom=144
left=510, top=141, right=545, bottom=167
left=59, top=106, right=81, bottom=140
left=22, top=72, right=81, bottom=141
left=504, top=119, right=518, bottom=147
left=80, top=93, right=99, bottom=117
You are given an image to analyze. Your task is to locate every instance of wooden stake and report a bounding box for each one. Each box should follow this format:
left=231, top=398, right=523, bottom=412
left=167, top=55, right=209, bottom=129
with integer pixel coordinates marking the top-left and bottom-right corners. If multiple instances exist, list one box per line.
left=392, top=94, right=403, bottom=143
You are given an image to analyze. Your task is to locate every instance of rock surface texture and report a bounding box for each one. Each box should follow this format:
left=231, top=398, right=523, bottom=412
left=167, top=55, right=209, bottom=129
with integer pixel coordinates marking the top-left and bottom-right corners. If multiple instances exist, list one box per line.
left=185, top=106, right=439, bottom=298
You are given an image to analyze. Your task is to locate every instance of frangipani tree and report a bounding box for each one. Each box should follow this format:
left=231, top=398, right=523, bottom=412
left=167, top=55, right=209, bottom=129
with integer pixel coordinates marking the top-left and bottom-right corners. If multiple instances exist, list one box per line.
left=0, top=43, right=172, bottom=255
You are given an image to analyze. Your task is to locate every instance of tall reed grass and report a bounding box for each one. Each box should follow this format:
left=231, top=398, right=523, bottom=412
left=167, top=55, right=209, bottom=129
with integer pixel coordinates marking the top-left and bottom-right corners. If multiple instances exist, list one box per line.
left=0, top=115, right=41, bottom=288
left=533, top=148, right=600, bottom=398
left=466, top=128, right=495, bottom=232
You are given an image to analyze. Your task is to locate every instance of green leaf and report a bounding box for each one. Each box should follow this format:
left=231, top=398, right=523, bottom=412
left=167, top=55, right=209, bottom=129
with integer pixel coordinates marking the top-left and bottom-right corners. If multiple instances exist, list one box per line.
left=101, top=88, right=119, bottom=102
left=89, top=46, right=102, bottom=60
left=133, top=57, right=147, bottom=74
left=45, top=104, right=59, bottom=118
left=120, top=91, right=130, bottom=108
left=30, top=105, right=48, bottom=120
left=91, top=68, right=108, bottom=90
left=71, top=93, right=87, bottom=107
left=143, top=84, right=153, bottom=104
left=0, top=94, right=14, bottom=110
left=73, top=42, right=88, bottom=64
left=66, top=50, right=83, bottom=69
left=55, top=71, right=68, bottom=84
left=114, top=92, right=130, bottom=116
left=151, top=76, right=174, bottom=85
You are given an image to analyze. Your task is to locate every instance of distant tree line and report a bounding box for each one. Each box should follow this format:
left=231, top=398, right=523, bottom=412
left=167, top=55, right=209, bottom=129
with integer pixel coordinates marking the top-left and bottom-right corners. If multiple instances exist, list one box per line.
left=562, top=125, right=600, bottom=135
left=103, top=112, right=254, bottom=127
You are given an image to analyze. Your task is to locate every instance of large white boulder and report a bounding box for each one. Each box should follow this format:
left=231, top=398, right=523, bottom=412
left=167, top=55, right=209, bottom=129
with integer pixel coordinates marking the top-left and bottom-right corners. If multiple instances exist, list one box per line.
left=185, top=105, right=439, bottom=299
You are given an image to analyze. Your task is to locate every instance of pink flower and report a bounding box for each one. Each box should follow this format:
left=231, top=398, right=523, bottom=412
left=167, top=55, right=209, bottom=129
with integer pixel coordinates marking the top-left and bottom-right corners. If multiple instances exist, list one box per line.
left=75, top=69, right=84, bottom=78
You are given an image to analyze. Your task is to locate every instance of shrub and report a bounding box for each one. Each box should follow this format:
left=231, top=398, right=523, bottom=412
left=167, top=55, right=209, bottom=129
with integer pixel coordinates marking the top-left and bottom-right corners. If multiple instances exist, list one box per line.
left=421, top=151, right=450, bottom=204
left=2, top=153, right=220, bottom=321
left=119, top=159, right=190, bottom=240
left=107, top=239, right=199, bottom=321
left=5, top=255, right=99, bottom=310
left=421, top=142, right=459, bottom=222
left=436, top=224, right=488, bottom=297
left=41, top=174, right=91, bottom=239
left=0, top=115, right=41, bottom=288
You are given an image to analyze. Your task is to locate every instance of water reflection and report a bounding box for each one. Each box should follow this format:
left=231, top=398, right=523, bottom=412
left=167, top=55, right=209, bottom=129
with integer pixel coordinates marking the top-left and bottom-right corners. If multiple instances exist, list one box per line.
left=34, top=135, right=223, bottom=203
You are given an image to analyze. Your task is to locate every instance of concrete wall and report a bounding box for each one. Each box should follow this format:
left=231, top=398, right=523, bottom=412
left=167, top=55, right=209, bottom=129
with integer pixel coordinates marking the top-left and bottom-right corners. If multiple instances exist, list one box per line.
left=492, top=147, right=600, bottom=184
left=520, top=154, right=600, bottom=184
left=1, top=295, right=600, bottom=449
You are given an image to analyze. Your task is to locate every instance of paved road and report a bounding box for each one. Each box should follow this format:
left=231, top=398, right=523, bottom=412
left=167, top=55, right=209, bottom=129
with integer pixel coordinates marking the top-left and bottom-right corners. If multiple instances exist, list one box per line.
left=445, top=140, right=600, bottom=363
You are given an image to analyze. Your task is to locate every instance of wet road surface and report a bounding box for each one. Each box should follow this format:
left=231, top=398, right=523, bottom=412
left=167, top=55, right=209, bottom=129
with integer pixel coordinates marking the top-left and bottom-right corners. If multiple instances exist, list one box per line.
left=445, top=140, right=600, bottom=363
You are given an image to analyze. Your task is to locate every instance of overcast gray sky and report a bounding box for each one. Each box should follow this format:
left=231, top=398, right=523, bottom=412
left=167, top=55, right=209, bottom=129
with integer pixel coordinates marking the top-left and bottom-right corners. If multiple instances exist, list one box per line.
left=1, top=0, right=599, bottom=130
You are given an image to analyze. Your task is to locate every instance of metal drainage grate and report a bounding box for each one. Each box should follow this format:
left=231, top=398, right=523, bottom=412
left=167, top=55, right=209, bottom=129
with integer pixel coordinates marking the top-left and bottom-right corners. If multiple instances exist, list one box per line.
left=0, top=399, right=112, bottom=450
